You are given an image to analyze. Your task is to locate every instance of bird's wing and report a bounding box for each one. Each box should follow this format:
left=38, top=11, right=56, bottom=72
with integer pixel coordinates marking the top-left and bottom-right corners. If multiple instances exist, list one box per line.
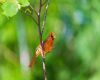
left=36, top=45, right=42, bottom=57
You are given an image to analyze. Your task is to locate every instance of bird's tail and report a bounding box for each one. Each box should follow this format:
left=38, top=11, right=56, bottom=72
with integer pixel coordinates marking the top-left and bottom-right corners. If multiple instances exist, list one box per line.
left=29, top=55, right=36, bottom=67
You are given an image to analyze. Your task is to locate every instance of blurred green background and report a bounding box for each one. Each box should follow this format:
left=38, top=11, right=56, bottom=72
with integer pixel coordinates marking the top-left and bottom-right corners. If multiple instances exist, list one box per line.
left=0, top=0, right=100, bottom=80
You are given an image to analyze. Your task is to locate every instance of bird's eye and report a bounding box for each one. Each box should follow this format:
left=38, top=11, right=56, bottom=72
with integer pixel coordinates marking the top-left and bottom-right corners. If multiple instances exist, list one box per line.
left=51, top=35, right=53, bottom=38
left=51, top=35, right=55, bottom=40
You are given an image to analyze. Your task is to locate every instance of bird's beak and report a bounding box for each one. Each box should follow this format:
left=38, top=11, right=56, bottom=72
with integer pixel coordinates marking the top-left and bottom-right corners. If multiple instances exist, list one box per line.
left=53, top=35, right=56, bottom=39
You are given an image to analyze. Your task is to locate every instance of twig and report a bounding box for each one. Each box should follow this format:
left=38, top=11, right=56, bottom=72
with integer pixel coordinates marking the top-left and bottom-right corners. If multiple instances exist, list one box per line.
left=25, top=12, right=38, bottom=25
left=29, top=4, right=38, bottom=16
left=31, top=15, right=38, bottom=25
left=42, top=0, right=50, bottom=34
left=24, top=5, right=38, bottom=25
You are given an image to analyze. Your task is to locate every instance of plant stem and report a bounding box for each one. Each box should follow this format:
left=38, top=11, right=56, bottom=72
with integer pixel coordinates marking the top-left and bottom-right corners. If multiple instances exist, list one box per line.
left=37, top=0, right=48, bottom=80
left=42, top=0, right=50, bottom=34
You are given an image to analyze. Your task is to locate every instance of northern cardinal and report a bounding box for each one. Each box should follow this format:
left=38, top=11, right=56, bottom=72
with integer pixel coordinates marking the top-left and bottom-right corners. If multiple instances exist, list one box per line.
left=29, top=32, right=56, bottom=67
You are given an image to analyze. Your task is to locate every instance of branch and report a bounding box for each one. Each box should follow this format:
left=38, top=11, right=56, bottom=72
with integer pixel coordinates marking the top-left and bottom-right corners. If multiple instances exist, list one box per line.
left=29, top=4, right=38, bottom=16
left=31, top=15, right=38, bottom=25
left=42, top=0, right=50, bottom=34
left=24, top=5, right=38, bottom=25
left=37, top=0, right=48, bottom=80
left=27, top=0, right=50, bottom=80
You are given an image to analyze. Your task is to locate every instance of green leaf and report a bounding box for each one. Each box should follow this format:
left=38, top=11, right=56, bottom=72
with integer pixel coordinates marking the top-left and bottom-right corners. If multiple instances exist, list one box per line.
left=18, top=0, right=30, bottom=7
left=1, top=1, right=20, bottom=17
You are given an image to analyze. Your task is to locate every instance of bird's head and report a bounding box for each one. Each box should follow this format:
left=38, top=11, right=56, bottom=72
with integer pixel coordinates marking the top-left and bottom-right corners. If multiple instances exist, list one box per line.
left=49, top=32, right=56, bottom=40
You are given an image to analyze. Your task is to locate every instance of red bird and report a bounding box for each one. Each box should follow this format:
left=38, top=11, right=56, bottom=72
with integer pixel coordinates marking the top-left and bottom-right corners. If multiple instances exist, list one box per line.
left=29, top=32, right=56, bottom=67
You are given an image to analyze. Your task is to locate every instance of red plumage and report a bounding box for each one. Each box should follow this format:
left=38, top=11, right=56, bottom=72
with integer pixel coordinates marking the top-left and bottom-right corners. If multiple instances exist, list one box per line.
left=29, top=32, right=56, bottom=67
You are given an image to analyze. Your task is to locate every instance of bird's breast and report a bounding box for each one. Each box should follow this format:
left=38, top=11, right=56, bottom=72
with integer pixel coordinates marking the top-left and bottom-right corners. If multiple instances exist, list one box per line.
left=43, top=39, right=54, bottom=52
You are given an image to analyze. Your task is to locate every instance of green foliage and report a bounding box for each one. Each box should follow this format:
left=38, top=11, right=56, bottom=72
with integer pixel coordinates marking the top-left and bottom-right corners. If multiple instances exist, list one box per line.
left=0, top=0, right=29, bottom=17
